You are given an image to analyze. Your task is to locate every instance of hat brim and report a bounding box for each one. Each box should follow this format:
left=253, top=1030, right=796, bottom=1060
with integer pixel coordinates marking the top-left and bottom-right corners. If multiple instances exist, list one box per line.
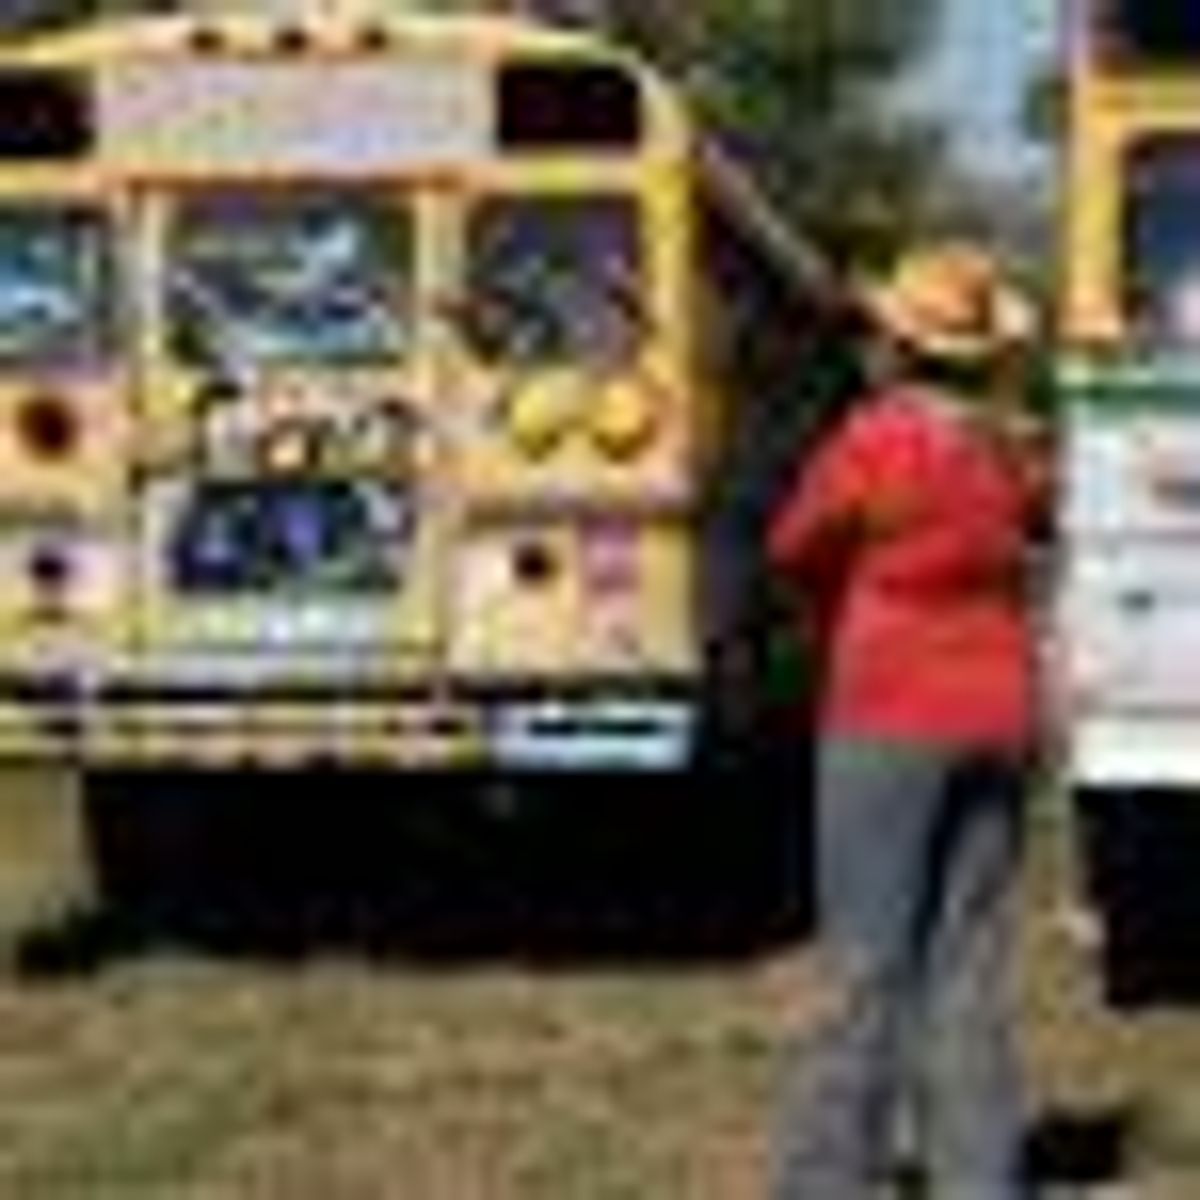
left=868, top=284, right=1036, bottom=363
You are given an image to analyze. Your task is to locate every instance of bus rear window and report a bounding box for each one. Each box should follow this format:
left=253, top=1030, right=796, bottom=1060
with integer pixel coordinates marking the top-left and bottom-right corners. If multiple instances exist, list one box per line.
left=1096, top=2, right=1200, bottom=64
left=1125, top=137, right=1200, bottom=344
left=464, top=195, right=644, bottom=367
left=497, top=62, right=642, bottom=150
left=0, top=71, right=93, bottom=160
left=0, top=206, right=114, bottom=367
left=167, top=191, right=414, bottom=369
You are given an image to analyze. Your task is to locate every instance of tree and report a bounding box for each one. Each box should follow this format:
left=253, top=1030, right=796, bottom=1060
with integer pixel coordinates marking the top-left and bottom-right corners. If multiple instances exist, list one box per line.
left=600, top=0, right=949, bottom=275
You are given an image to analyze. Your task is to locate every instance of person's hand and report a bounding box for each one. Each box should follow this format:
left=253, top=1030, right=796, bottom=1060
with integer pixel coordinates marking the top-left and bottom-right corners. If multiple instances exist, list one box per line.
left=973, top=409, right=1055, bottom=502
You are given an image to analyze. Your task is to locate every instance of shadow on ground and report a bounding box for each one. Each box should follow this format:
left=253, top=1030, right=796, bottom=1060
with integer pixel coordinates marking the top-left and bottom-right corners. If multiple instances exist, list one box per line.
left=884, top=1109, right=1136, bottom=1193
left=1076, top=789, right=1200, bottom=1008
left=17, top=761, right=815, bottom=974
left=1025, top=1106, right=1136, bottom=1192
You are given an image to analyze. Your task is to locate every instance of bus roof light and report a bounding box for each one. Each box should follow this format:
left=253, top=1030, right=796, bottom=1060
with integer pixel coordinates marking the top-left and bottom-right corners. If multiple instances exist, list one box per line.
left=187, top=26, right=226, bottom=55
left=273, top=25, right=312, bottom=55
left=355, top=24, right=392, bottom=52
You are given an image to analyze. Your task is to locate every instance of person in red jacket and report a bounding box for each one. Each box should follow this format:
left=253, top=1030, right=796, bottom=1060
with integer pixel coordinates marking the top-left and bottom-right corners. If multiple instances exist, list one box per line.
left=767, top=242, right=1046, bottom=1200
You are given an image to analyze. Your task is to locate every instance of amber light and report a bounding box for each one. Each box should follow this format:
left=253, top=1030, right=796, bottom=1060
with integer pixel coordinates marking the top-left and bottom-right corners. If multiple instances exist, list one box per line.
left=16, top=395, right=78, bottom=460
left=504, top=380, right=577, bottom=460
left=588, top=381, right=658, bottom=461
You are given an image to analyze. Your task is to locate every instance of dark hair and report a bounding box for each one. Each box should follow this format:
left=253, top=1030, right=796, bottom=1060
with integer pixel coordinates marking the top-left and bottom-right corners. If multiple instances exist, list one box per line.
left=893, top=339, right=995, bottom=393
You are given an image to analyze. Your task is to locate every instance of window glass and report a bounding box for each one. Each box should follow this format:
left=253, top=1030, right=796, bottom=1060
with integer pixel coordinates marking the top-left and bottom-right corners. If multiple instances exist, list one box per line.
left=0, top=71, right=93, bottom=159
left=0, top=206, right=113, bottom=366
left=465, top=195, right=643, bottom=366
left=497, top=61, right=642, bottom=150
left=1125, top=138, right=1200, bottom=344
left=1097, top=2, right=1200, bottom=63
left=167, top=191, right=412, bottom=369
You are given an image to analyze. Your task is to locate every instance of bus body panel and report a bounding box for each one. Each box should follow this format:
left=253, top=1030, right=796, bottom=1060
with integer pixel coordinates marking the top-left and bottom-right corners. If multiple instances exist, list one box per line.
left=1059, top=360, right=1200, bottom=786
left=0, top=12, right=825, bottom=771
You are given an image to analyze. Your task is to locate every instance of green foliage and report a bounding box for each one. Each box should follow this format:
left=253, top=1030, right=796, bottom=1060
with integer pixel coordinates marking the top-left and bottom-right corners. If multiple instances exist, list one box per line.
left=1023, top=64, right=1066, bottom=145
left=609, top=0, right=950, bottom=276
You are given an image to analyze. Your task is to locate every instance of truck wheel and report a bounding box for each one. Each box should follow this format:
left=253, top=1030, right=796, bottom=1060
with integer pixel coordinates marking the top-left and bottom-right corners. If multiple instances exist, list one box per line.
left=1072, top=787, right=1200, bottom=1006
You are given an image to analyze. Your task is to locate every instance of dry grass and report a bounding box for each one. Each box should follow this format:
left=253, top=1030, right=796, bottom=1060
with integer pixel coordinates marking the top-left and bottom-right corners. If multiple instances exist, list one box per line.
left=0, top=780, right=1194, bottom=1197
left=0, top=954, right=792, bottom=1199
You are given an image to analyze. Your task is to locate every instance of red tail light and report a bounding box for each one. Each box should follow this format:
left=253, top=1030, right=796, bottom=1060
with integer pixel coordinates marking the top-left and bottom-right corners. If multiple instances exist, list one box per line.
left=17, top=395, right=78, bottom=460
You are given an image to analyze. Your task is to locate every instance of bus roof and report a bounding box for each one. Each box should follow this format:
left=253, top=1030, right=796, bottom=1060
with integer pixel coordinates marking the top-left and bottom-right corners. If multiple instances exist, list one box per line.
left=0, top=11, right=694, bottom=178
left=0, top=9, right=832, bottom=305
left=0, top=10, right=651, bottom=78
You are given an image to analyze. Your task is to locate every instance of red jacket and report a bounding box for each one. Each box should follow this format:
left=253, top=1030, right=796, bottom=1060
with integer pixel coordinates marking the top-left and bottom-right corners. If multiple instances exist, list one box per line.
left=767, top=385, right=1043, bottom=751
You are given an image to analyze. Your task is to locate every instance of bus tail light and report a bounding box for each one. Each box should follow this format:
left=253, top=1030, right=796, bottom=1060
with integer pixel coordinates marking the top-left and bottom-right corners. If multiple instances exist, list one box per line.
left=17, top=394, right=79, bottom=460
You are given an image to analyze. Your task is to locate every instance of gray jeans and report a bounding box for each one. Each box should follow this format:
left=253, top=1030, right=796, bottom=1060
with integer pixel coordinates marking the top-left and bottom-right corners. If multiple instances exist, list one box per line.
left=770, top=737, right=1028, bottom=1200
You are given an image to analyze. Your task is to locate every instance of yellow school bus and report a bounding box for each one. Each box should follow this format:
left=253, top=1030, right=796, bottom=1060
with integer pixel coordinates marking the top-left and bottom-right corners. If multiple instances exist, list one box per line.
left=1060, top=2, right=1200, bottom=789
left=0, top=7, right=827, bottom=794
left=1055, top=3, right=1200, bottom=990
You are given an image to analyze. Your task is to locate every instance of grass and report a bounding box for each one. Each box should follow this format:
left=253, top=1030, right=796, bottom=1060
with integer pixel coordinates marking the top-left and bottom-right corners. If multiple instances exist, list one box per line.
left=0, top=778, right=1193, bottom=1196
left=0, top=957, right=785, bottom=1198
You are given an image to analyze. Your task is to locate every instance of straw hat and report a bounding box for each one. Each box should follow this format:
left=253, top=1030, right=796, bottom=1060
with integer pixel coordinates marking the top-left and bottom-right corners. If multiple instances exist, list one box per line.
left=865, top=241, right=1036, bottom=363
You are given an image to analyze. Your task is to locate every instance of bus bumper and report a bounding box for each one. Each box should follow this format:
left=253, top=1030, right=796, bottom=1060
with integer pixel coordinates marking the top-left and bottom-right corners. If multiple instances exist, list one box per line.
left=1070, top=715, right=1200, bottom=788
left=0, top=676, right=699, bottom=772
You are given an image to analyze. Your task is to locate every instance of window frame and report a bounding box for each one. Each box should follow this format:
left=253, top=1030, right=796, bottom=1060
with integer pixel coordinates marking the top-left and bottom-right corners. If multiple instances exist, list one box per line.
left=460, top=190, right=648, bottom=370
left=163, top=186, right=417, bottom=371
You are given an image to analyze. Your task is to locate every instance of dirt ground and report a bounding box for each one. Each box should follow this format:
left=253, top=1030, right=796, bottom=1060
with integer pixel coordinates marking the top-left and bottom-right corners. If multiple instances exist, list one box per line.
left=0, top=774, right=1193, bottom=1198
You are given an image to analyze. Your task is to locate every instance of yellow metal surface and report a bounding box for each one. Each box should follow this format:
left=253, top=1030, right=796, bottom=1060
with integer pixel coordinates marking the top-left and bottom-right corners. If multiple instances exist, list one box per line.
left=448, top=518, right=693, bottom=678
left=0, top=9, right=777, bottom=768
left=1064, top=59, right=1200, bottom=344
